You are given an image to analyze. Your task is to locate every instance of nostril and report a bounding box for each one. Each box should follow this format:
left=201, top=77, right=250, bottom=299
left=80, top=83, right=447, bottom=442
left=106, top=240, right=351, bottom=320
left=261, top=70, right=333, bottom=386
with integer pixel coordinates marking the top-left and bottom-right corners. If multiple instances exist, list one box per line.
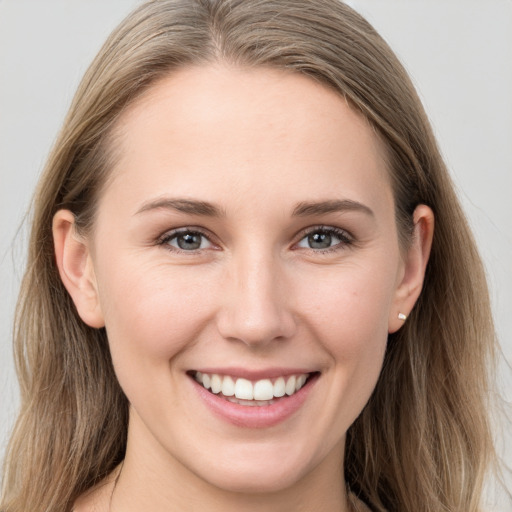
left=216, top=305, right=297, bottom=347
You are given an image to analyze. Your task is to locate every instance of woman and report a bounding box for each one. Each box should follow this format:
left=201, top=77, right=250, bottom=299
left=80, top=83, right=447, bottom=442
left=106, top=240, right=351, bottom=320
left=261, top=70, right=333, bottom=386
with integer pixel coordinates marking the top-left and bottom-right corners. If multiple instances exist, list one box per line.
left=0, top=1, right=497, bottom=511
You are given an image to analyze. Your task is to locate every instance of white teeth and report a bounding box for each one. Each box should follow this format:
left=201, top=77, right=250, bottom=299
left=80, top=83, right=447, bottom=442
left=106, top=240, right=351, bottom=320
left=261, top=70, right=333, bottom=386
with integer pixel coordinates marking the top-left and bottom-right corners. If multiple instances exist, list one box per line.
left=273, top=377, right=286, bottom=397
left=194, top=372, right=311, bottom=403
left=285, top=375, right=296, bottom=396
left=221, top=375, right=235, bottom=396
left=210, top=374, right=222, bottom=394
left=235, top=378, right=254, bottom=400
left=253, top=379, right=274, bottom=401
left=296, top=374, right=307, bottom=391
left=202, top=373, right=211, bottom=390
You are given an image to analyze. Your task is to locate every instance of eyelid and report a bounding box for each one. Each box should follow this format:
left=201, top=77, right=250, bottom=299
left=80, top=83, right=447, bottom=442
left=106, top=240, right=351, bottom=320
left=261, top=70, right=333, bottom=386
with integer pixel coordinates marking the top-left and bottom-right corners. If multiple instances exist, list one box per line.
left=157, top=226, right=219, bottom=252
left=292, top=225, right=354, bottom=251
left=155, top=224, right=354, bottom=253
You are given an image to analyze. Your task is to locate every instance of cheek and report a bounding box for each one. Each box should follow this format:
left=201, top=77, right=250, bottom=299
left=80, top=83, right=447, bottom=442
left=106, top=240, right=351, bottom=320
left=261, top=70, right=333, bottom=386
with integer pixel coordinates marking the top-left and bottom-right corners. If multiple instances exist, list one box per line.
left=299, top=260, right=395, bottom=413
left=95, top=262, right=222, bottom=419
left=300, top=260, right=395, bottom=356
left=95, top=259, right=216, bottom=371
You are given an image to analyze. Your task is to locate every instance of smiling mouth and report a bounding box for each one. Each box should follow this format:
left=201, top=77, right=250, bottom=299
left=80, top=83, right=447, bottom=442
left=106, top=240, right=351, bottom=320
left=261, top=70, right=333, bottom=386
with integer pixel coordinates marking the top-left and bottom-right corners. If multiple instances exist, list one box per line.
left=190, top=371, right=315, bottom=406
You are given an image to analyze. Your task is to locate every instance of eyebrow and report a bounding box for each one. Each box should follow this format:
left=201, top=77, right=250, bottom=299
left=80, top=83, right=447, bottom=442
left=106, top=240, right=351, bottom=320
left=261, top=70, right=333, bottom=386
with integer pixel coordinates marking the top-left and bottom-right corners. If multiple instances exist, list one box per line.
left=135, top=198, right=225, bottom=217
left=135, top=197, right=374, bottom=218
left=292, top=199, right=374, bottom=217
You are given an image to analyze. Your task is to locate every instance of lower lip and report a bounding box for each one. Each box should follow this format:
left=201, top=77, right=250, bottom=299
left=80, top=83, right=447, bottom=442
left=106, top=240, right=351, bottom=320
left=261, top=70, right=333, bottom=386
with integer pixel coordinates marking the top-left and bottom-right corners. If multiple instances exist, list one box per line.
left=190, top=374, right=318, bottom=428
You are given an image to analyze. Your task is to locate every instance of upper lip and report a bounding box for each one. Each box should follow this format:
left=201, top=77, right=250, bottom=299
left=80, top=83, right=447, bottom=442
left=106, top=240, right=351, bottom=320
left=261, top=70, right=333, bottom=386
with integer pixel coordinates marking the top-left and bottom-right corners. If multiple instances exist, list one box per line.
left=189, top=367, right=316, bottom=380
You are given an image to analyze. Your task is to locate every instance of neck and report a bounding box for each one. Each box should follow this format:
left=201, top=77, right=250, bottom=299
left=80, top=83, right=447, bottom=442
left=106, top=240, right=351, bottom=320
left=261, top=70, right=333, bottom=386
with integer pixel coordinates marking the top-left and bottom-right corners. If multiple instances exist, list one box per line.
left=113, top=463, right=349, bottom=512
left=110, top=414, right=350, bottom=512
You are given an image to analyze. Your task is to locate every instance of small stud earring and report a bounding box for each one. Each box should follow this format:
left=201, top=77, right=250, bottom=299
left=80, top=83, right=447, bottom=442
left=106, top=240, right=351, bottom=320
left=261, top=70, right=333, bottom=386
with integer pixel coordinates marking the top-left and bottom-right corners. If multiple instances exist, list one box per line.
left=398, top=312, right=407, bottom=321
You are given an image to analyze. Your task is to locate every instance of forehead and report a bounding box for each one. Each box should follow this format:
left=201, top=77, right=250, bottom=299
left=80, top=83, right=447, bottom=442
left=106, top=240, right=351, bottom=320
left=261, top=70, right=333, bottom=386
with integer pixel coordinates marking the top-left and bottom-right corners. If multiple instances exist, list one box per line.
left=103, top=64, right=392, bottom=215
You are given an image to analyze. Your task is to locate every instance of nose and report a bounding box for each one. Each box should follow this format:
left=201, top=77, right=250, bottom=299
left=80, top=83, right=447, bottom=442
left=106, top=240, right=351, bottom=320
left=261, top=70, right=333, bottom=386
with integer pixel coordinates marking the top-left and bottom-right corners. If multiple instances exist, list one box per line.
left=216, top=251, right=297, bottom=348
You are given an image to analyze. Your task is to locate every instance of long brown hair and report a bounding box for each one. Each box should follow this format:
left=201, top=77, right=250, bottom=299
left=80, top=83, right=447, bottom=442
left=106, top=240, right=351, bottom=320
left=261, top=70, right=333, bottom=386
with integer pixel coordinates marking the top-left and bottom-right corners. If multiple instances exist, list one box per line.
left=1, top=1, right=497, bottom=510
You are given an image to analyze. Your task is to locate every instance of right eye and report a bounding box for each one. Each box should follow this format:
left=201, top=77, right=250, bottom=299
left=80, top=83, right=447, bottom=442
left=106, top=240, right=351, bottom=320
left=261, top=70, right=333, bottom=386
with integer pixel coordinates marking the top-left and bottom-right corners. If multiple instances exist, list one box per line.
left=160, top=230, right=214, bottom=252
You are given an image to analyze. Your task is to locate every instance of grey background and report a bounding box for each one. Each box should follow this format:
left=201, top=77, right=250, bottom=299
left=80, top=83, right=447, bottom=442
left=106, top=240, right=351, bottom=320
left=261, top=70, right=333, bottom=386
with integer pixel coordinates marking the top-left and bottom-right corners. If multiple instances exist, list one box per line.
left=1, top=0, right=511, bottom=508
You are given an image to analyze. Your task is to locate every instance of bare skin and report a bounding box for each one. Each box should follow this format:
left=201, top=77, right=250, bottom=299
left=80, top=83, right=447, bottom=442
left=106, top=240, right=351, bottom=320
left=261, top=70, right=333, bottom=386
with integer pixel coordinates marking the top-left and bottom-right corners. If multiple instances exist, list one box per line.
left=73, top=467, right=120, bottom=512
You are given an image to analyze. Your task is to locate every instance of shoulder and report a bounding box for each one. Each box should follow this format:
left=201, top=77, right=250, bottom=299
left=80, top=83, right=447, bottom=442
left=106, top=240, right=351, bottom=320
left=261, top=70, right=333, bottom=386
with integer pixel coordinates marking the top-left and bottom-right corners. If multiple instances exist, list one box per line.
left=72, top=469, right=119, bottom=512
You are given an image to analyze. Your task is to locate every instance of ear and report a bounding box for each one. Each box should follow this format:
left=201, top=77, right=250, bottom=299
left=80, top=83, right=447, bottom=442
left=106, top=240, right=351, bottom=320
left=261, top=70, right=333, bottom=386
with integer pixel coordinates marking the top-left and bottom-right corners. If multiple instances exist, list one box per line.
left=53, top=210, right=105, bottom=328
left=388, top=204, right=434, bottom=333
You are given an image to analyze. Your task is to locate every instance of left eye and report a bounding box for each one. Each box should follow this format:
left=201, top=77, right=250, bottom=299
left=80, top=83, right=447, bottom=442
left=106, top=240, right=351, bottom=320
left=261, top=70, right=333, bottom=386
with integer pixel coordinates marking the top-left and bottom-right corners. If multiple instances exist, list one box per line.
left=296, top=228, right=350, bottom=250
left=164, top=231, right=212, bottom=251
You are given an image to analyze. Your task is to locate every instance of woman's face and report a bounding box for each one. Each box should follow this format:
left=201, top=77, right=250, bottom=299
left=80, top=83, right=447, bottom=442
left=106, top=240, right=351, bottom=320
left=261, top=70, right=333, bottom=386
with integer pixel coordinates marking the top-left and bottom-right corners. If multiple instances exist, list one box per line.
left=62, top=65, right=428, bottom=494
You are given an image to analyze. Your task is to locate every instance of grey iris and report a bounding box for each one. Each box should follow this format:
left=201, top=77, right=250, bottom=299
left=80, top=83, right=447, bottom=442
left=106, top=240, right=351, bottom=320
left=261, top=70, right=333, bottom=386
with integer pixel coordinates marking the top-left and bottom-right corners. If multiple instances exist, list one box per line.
left=177, top=233, right=202, bottom=250
left=308, top=232, right=331, bottom=249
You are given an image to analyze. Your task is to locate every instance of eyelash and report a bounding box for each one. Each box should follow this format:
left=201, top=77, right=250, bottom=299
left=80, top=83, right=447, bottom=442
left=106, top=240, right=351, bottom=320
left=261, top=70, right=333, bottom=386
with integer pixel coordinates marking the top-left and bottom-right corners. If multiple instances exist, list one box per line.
left=157, top=227, right=215, bottom=254
left=156, top=226, right=354, bottom=254
left=294, top=226, right=354, bottom=254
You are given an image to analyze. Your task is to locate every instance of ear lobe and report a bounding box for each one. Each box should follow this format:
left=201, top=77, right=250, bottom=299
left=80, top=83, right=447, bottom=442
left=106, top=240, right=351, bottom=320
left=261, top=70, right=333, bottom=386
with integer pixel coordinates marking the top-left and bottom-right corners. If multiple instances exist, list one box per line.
left=53, top=210, right=105, bottom=328
left=388, top=204, right=434, bottom=333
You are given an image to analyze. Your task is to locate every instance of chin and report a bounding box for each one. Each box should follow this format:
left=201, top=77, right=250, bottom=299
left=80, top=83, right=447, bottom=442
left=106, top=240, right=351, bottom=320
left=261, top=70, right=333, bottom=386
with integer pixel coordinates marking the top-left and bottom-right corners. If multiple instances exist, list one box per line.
left=199, top=463, right=307, bottom=495
left=183, top=439, right=322, bottom=495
